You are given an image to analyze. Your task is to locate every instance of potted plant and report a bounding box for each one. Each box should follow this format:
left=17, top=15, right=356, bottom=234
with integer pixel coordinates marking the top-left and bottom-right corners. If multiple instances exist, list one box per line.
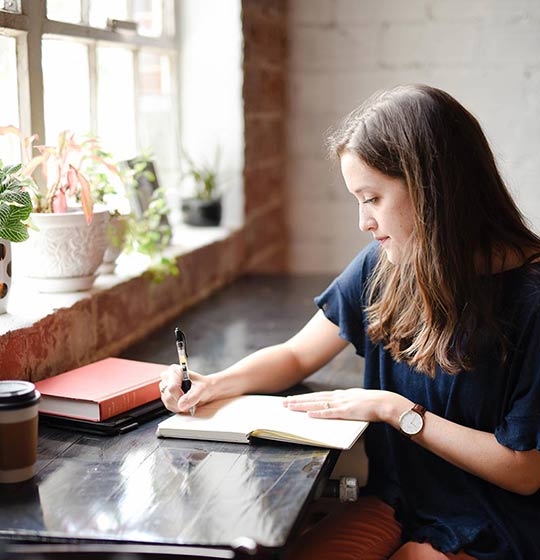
left=180, top=148, right=222, bottom=227
left=0, top=127, right=114, bottom=292
left=119, top=155, right=178, bottom=281
left=88, top=151, right=178, bottom=281
left=0, top=161, right=34, bottom=313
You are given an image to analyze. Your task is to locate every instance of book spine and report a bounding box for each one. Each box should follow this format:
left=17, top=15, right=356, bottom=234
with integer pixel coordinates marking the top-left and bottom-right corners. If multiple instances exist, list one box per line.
left=99, top=382, right=161, bottom=420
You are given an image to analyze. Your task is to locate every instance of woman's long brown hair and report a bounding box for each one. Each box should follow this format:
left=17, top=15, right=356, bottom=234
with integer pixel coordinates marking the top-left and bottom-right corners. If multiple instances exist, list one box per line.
left=328, top=84, right=540, bottom=376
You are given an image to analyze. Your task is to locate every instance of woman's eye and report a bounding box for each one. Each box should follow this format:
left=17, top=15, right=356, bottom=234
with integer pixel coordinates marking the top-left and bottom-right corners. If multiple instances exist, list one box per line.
left=363, top=197, right=377, bottom=204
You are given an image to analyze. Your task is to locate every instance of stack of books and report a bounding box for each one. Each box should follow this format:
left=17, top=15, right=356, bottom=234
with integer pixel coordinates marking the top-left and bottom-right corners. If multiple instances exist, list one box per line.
left=35, top=357, right=166, bottom=434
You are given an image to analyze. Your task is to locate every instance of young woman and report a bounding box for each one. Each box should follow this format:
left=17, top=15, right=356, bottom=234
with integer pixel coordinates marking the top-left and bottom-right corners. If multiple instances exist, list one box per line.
left=160, top=85, right=540, bottom=559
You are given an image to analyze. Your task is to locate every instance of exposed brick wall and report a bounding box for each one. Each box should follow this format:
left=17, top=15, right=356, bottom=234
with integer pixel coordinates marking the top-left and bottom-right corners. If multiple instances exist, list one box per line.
left=242, top=0, right=288, bottom=273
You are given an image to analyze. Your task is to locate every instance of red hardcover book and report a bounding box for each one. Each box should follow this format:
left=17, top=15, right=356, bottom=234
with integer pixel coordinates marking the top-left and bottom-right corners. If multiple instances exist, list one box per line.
left=35, top=358, right=165, bottom=422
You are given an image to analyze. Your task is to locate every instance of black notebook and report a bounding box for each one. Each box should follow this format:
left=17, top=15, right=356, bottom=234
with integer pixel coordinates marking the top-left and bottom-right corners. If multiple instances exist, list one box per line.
left=39, top=398, right=167, bottom=436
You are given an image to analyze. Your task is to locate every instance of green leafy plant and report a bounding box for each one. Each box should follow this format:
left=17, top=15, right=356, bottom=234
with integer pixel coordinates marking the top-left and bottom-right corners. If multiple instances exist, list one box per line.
left=124, top=193, right=179, bottom=282
left=119, top=155, right=179, bottom=282
left=181, top=148, right=221, bottom=200
left=0, top=127, right=120, bottom=224
left=0, top=161, right=35, bottom=242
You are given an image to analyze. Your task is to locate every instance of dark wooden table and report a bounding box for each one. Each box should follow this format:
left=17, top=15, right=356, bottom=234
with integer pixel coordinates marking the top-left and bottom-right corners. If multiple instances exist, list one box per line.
left=0, top=275, right=364, bottom=560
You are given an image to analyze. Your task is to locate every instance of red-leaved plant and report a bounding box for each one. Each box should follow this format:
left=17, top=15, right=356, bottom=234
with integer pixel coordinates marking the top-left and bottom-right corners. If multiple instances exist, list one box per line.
left=0, top=127, right=119, bottom=224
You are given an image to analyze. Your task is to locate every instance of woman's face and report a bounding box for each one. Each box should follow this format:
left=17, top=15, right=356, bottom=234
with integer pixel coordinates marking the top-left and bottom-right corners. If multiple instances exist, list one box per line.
left=340, top=152, right=414, bottom=264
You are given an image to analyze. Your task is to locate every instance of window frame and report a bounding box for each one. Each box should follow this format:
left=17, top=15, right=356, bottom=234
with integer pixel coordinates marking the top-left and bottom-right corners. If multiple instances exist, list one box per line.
left=0, top=0, right=178, bottom=156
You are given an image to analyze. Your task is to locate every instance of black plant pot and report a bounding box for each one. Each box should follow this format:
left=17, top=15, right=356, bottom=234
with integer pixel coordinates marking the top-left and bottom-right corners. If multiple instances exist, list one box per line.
left=181, top=197, right=222, bottom=227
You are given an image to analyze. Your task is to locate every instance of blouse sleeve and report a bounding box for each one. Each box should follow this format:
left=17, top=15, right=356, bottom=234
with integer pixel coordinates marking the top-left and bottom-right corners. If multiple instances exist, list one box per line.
left=494, top=308, right=540, bottom=451
left=314, top=242, right=379, bottom=357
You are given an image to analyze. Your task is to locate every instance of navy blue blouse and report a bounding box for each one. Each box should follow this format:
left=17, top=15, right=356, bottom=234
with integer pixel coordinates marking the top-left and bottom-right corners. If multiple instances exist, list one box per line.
left=315, top=242, right=540, bottom=560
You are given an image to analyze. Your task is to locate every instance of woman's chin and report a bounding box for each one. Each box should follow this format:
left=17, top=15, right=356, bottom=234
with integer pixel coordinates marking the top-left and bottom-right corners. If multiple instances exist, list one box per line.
left=383, top=245, right=400, bottom=265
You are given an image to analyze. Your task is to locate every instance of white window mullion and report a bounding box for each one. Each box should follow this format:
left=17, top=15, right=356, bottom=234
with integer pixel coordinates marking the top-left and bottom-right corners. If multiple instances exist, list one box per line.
left=169, top=51, right=181, bottom=163
left=21, top=0, right=45, bottom=144
left=133, top=48, right=141, bottom=154
left=81, top=0, right=90, bottom=25
left=127, top=0, right=134, bottom=21
left=163, top=0, right=174, bottom=37
left=42, top=19, right=175, bottom=50
left=88, top=41, right=98, bottom=135
left=14, top=32, right=30, bottom=138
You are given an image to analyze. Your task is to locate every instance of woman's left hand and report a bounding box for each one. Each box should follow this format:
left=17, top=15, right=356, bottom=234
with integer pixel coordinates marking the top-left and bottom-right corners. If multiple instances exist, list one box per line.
left=283, top=388, right=406, bottom=423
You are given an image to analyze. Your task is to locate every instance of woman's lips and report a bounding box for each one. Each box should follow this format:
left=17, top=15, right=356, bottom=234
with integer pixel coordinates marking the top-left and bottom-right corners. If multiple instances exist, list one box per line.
left=376, top=237, right=389, bottom=245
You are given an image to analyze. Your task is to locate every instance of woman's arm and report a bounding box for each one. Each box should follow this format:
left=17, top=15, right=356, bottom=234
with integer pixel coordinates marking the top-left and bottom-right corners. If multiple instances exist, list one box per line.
left=285, top=389, right=540, bottom=496
left=403, top=401, right=540, bottom=496
left=160, top=309, right=348, bottom=413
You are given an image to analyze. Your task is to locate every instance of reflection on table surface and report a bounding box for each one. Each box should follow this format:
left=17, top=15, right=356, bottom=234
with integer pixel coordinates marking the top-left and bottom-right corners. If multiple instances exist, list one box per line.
left=0, top=418, right=332, bottom=549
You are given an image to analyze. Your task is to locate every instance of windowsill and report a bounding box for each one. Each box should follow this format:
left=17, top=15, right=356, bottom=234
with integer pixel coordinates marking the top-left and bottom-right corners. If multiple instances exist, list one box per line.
left=0, top=224, right=235, bottom=336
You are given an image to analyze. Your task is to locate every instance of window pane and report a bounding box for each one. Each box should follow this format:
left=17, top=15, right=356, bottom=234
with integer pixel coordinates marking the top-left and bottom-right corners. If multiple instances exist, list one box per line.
left=42, top=39, right=91, bottom=145
left=132, top=0, right=162, bottom=37
left=0, top=35, right=21, bottom=163
left=97, top=47, right=136, bottom=160
left=89, top=0, right=128, bottom=29
left=138, top=52, right=180, bottom=210
left=47, top=0, right=81, bottom=23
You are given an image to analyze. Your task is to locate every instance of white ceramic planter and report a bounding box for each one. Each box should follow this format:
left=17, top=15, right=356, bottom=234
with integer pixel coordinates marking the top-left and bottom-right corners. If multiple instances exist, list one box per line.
left=0, top=239, right=12, bottom=313
left=13, top=207, right=109, bottom=293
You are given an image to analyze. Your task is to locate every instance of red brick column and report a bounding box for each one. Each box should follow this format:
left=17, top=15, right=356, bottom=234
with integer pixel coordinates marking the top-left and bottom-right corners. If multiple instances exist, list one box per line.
left=242, top=0, right=288, bottom=272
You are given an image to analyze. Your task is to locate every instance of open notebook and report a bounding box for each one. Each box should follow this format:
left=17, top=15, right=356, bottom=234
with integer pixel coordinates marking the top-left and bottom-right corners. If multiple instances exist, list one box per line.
left=156, top=395, right=369, bottom=449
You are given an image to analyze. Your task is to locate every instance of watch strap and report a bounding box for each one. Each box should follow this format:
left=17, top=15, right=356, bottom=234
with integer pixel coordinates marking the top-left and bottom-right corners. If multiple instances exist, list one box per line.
left=412, top=403, right=426, bottom=417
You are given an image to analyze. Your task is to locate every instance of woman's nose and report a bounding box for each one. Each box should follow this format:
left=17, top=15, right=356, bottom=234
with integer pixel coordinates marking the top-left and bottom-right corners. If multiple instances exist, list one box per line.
left=358, top=206, right=376, bottom=232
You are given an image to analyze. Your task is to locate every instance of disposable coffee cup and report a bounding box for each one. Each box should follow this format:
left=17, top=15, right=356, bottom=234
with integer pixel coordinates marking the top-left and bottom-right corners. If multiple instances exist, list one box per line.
left=0, top=380, right=41, bottom=483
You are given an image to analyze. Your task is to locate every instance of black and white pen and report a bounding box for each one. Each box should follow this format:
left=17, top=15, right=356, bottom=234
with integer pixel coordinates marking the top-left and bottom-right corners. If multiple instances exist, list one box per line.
left=175, top=327, right=195, bottom=416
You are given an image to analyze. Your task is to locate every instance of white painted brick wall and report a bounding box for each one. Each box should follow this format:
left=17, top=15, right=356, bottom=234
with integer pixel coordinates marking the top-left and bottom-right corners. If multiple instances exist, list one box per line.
left=287, top=0, right=540, bottom=273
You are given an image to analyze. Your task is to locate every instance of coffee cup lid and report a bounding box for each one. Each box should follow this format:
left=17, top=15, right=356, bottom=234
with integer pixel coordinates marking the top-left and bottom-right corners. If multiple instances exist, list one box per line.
left=0, top=380, right=41, bottom=409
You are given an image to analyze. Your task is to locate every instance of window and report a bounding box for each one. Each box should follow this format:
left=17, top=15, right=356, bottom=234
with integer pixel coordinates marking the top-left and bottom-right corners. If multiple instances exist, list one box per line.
left=0, top=34, right=20, bottom=162
left=0, top=0, right=180, bottom=212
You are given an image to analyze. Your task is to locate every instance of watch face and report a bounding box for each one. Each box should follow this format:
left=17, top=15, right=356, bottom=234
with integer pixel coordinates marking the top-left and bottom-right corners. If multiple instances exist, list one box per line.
left=400, top=409, right=423, bottom=435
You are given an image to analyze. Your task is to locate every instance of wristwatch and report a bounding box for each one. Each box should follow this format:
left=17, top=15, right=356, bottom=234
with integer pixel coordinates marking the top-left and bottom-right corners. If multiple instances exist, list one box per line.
left=399, top=403, right=426, bottom=438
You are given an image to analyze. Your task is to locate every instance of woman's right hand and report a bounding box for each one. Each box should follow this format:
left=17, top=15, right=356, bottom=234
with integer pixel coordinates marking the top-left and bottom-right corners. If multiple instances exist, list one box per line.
left=159, top=364, right=214, bottom=414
